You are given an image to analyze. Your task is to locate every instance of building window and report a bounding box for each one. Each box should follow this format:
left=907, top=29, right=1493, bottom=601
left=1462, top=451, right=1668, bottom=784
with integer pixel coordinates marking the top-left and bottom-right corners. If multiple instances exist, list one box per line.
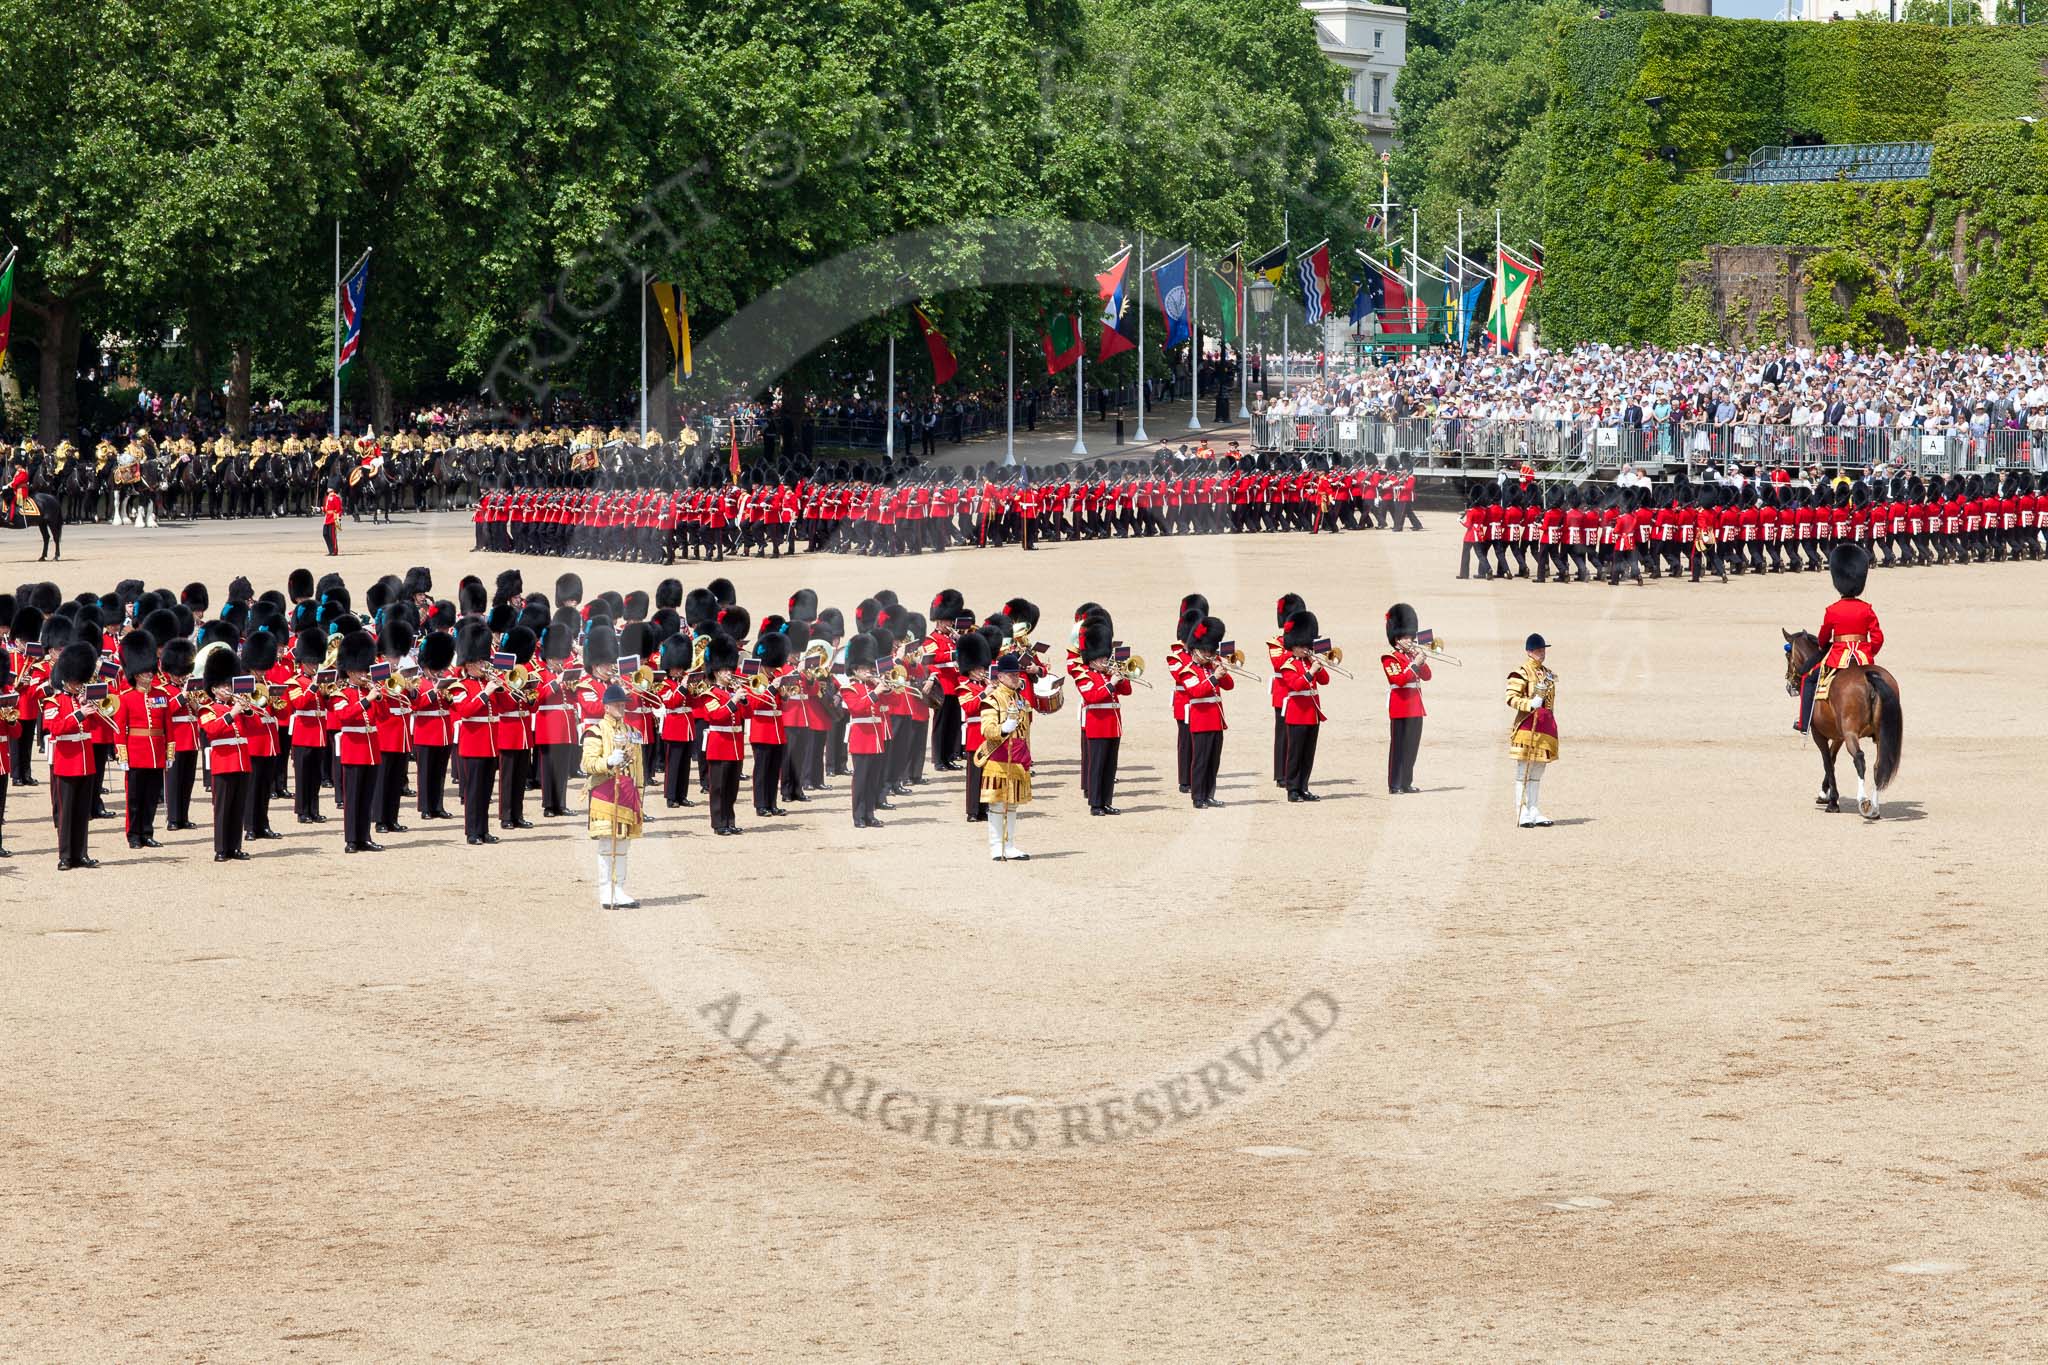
left=1371, top=74, right=1383, bottom=115
left=1373, top=29, right=1383, bottom=49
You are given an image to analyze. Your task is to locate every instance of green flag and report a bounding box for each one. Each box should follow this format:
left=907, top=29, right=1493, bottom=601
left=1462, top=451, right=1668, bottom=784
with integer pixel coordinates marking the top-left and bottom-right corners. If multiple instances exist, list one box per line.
left=1209, top=252, right=1242, bottom=341
left=0, top=248, right=16, bottom=369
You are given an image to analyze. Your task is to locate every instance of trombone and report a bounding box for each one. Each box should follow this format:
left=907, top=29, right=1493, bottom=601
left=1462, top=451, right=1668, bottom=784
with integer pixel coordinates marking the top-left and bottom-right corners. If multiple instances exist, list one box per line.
left=1310, top=644, right=1354, bottom=679
left=1414, top=636, right=1463, bottom=667
left=1107, top=651, right=1153, bottom=688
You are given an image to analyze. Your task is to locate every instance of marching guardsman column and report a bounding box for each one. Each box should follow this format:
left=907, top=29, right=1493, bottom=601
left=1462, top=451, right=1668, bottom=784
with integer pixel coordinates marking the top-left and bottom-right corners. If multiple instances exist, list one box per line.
left=1505, top=634, right=1559, bottom=828
left=1381, top=603, right=1431, bottom=795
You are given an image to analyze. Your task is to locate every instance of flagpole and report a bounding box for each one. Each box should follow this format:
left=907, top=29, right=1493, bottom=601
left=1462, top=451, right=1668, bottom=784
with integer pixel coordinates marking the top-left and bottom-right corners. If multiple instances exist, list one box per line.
left=331, top=218, right=341, bottom=439
left=1073, top=344, right=1088, bottom=457
left=885, top=333, right=895, bottom=459
left=638, top=270, right=648, bottom=438
left=1280, top=213, right=1290, bottom=402
left=1187, top=245, right=1202, bottom=431
left=1496, top=208, right=1505, bottom=355
left=1005, top=323, right=1016, bottom=466
left=1456, top=210, right=1465, bottom=356
left=1133, top=231, right=1150, bottom=443
left=1237, top=250, right=1248, bottom=420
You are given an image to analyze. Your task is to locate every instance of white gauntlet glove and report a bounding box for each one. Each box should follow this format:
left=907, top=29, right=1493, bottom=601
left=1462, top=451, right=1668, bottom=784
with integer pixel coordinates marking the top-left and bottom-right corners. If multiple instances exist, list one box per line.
left=1000, top=719, right=1018, bottom=735
left=607, top=747, right=627, bottom=769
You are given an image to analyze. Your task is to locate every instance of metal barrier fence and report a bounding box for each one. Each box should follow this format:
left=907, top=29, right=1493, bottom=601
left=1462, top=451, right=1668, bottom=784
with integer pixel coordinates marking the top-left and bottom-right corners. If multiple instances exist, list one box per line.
left=1252, top=416, right=2048, bottom=477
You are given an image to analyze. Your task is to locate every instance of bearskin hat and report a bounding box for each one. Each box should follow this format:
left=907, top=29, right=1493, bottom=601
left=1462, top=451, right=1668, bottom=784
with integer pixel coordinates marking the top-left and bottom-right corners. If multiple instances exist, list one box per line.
left=197, top=618, right=238, bottom=650
left=705, top=633, right=740, bottom=675
left=119, top=630, right=159, bottom=680
left=683, top=587, right=718, bottom=629
left=1829, top=543, right=1870, bottom=598
left=493, top=569, right=523, bottom=604
left=1176, top=607, right=1203, bottom=647
left=654, top=578, right=683, bottom=611
left=1283, top=610, right=1319, bottom=651
left=333, top=631, right=375, bottom=675
left=1079, top=616, right=1114, bottom=663
left=782, top=619, right=810, bottom=649
left=582, top=622, right=620, bottom=668
left=1382, top=600, right=1422, bottom=646
left=844, top=632, right=879, bottom=671
left=403, top=566, right=433, bottom=600
left=380, top=618, right=416, bottom=661
left=241, top=629, right=280, bottom=675
left=715, top=605, right=750, bottom=641
left=199, top=642, right=240, bottom=691
left=789, top=587, right=819, bottom=622
left=658, top=633, right=694, bottom=672
left=11, top=605, right=44, bottom=646
left=618, top=621, right=652, bottom=664
left=31, top=581, right=63, bottom=615
left=517, top=599, right=550, bottom=638
left=293, top=627, right=327, bottom=667
left=815, top=607, right=845, bottom=640
left=874, top=589, right=899, bottom=609
left=458, top=579, right=487, bottom=617
left=1179, top=592, right=1208, bottom=620
left=555, top=572, right=584, bottom=606
left=502, top=625, right=536, bottom=665
left=954, top=629, right=991, bottom=674
left=624, top=590, right=650, bottom=621
left=929, top=588, right=964, bottom=623
left=227, top=575, right=255, bottom=604
left=139, top=608, right=180, bottom=646
left=1001, top=597, right=1040, bottom=631
left=417, top=630, right=457, bottom=672
left=1189, top=616, right=1227, bottom=654
left=1276, top=593, right=1306, bottom=627
left=159, top=638, right=196, bottom=680
left=903, top=611, right=927, bottom=641
left=542, top=622, right=575, bottom=662
left=365, top=576, right=395, bottom=616
left=855, top=597, right=881, bottom=634
left=877, top=603, right=909, bottom=640
left=708, top=577, right=736, bottom=607
left=757, top=634, right=792, bottom=669
left=455, top=622, right=495, bottom=667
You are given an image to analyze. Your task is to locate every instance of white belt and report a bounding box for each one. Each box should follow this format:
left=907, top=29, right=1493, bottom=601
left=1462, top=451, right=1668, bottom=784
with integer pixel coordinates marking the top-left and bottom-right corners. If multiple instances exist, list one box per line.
left=50, top=732, right=93, bottom=744
left=413, top=708, right=446, bottom=718
left=1083, top=702, right=1120, bottom=713
left=210, top=736, right=248, bottom=747
left=1391, top=682, right=1419, bottom=690
left=706, top=725, right=742, bottom=735
left=337, top=726, right=373, bottom=736
left=849, top=716, right=884, bottom=726
left=538, top=704, right=572, bottom=714
left=1186, top=697, right=1222, bottom=707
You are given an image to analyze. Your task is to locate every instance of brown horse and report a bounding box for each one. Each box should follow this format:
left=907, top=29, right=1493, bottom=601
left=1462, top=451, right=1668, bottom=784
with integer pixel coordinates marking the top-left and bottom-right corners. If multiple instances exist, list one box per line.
left=1782, top=630, right=1903, bottom=820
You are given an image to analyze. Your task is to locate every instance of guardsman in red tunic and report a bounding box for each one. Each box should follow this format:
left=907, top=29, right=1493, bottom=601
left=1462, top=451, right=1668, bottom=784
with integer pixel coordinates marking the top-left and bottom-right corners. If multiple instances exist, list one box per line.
left=494, top=626, right=537, bottom=831
left=1795, top=543, right=1883, bottom=733
left=1180, top=615, right=1233, bottom=810
left=840, top=633, right=890, bottom=828
left=322, top=486, right=343, bottom=556
left=1268, top=593, right=1304, bottom=786
left=113, top=629, right=169, bottom=848
left=925, top=590, right=965, bottom=771
left=447, top=622, right=504, bottom=845
left=411, top=630, right=458, bottom=820
left=194, top=646, right=260, bottom=862
left=1382, top=602, right=1431, bottom=795
left=327, top=631, right=387, bottom=853
left=952, top=629, right=993, bottom=822
left=43, top=642, right=109, bottom=869
left=0, top=651, right=19, bottom=858
left=159, top=639, right=201, bottom=830
left=747, top=634, right=792, bottom=819
left=654, top=631, right=699, bottom=808
left=371, top=621, right=415, bottom=835
left=1276, top=609, right=1331, bottom=802
left=1071, top=615, right=1131, bottom=816
left=690, top=633, right=752, bottom=836
left=1458, top=485, right=1490, bottom=580
left=531, top=622, right=581, bottom=817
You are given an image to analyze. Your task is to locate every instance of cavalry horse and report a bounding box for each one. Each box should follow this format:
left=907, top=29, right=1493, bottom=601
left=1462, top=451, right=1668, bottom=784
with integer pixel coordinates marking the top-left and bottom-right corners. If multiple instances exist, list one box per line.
left=1782, top=630, right=1903, bottom=820
left=3, top=488, right=66, bottom=559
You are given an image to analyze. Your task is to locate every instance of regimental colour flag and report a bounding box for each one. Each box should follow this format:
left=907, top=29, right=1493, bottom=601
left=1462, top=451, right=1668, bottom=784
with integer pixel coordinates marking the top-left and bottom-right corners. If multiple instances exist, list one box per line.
left=337, top=250, right=370, bottom=381
left=0, top=247, right=16, bottom=369
left=1099, top=255, right=1137, bottom=361
left=651, top=281, right=693, bottom=381
left=1209, top=250, right=1242, bottom=343
left=912, top=305, right=959, bottom=385
left=1296, top=242, right=1331, bottom=326
left=1486, top=248, right=1542, bottom=354
left=1152, top=251, right=1190, bottom=350
left=1042, top=311, right=1083, bottom=374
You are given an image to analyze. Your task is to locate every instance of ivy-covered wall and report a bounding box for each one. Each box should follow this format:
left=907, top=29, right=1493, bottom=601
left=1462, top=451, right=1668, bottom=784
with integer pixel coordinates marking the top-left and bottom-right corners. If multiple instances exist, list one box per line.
left=1544, top=14, right=2048, bottom=348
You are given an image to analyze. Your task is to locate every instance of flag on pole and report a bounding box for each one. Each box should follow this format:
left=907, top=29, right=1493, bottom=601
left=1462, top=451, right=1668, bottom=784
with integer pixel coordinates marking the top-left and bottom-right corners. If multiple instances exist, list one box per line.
left=1458, top=278, right=1490, bottom=348
left=1152, top=251, right=1190, bottom=349
left=1248, top=242, right=1289, bottom=285
left=912, top=305, right=959, bottom=384
left=1099, top=267, right=1138, bottom=361
left=1296, top=242, right=1331, bottom=326
left=1350, top=272, right=1380, bottom=328
left=729, top=416, right=742, bottom=484
left=651, top=281, right=692, bottom=381
left=1209, top=250, right=1242, bottom=343
left=1042, top=311, right=1082, bottom=374
left=1486, top=248, right=1542, bottom=353
left=337, top=250, right=370, bottom=382
left=1096, top=249, right=1131, bottom=303
left=0, top=247, right=16, bottom=369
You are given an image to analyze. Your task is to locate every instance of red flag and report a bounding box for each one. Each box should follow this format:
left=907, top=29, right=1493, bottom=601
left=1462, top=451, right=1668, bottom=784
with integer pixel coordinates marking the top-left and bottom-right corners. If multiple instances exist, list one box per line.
left=1042, top=313, right=1082, bottom=374
left=1095, top=251, right=1130, bottom=301
left=912, top=306, right=958, bottom=386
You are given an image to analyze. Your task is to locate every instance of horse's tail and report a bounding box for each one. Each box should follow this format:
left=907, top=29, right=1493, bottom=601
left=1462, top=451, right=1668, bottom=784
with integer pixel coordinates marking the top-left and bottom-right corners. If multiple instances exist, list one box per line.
left=1869, top=670, right=1903, bottom=790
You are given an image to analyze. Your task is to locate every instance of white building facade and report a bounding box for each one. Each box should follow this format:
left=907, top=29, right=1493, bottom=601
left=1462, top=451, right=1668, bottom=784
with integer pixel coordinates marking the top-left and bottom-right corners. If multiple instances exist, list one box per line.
left=1301, top=0, right=1408, bottom=151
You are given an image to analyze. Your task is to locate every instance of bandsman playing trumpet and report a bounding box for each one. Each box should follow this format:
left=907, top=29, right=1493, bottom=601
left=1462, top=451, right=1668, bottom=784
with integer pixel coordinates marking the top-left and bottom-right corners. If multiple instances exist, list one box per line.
left=1071, top=614, right=1131, bottom=816
left=112, top=628, right=170, bottom=848
left=1180, top=615, right=1234, bottom=810
left=1276, top=609, right=1330, bottom=803
left=1382, top=603, right=1432, bottom=795
left=1269, top=593, right=1306, bottom=788
left=689, top=633, right=752, bottom=836
left=287, top=628, right=333, bottom=824
left=448, top=622, right=507, bottom=846
left=654, top=631, right=701, bottom=809
left=840, top=632, right=890, bottom=829
left=44, top=640, right=114, bottom=869
left=410, top=629, right=459, bottom=822
left=326, top=631, right=388, bottom=854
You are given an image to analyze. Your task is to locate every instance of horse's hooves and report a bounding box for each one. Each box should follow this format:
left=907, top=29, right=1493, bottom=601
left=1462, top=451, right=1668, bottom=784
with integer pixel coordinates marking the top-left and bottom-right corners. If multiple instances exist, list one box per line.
left=1814, top=795, right=1830, bottom=806
left=1859, top=800, right=1880, bottom=819
left=1824, top=801, right=1840, bottom=813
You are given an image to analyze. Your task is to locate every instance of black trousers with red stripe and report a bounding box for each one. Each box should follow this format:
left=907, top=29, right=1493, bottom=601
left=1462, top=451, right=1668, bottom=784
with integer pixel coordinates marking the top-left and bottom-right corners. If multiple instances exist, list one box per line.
left=125, top=767, right=164, bottom=844
left=293, top=746, right=325, bottom=819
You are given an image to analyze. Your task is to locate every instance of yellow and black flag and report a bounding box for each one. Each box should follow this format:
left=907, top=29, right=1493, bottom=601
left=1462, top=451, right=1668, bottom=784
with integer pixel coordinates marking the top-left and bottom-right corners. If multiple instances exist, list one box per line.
left=651, top=281, right=692, bottom=382
left=1248, top=241, right=1289, bottom=286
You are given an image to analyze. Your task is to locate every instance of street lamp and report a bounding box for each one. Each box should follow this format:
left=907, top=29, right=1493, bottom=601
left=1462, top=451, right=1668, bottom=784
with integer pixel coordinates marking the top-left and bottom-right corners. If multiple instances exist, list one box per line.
left=1247, top=276, right=1277, bottom=316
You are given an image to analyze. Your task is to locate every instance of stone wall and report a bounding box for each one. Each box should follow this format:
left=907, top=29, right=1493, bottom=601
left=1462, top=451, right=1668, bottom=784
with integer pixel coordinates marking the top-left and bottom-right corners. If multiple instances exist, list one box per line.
left=1678, top=245, right=1820, bottom=347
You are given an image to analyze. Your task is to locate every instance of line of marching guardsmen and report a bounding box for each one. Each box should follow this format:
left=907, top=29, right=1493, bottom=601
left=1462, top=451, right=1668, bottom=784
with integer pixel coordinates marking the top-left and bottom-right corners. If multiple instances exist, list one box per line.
left=1457, top=470, right=2048, bottom=586
left=473, top=456, right=1424, bottom=563
left=1, top=563, right=1547, bottom=881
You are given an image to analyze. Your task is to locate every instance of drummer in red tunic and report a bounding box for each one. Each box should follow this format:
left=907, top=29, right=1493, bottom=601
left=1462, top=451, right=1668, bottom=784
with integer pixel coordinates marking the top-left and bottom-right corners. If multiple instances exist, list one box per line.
left=1795, top=543, right=1883, bottom=733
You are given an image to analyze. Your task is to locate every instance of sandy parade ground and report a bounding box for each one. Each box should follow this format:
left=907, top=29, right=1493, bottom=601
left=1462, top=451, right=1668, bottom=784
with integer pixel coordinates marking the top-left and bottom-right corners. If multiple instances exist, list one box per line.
left=5, top=498, right=2045, bottom=1362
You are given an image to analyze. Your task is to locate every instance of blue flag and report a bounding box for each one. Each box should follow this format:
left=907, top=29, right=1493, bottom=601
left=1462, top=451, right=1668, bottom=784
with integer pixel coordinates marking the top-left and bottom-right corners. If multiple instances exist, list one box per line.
left=1458, top=279, right=1488, bottom=348
left=1151, top=252, right=1191, bottom=349
left=1351, top=273, right=1382, bottom=327
left=338, top=252, right=369, bottom=378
